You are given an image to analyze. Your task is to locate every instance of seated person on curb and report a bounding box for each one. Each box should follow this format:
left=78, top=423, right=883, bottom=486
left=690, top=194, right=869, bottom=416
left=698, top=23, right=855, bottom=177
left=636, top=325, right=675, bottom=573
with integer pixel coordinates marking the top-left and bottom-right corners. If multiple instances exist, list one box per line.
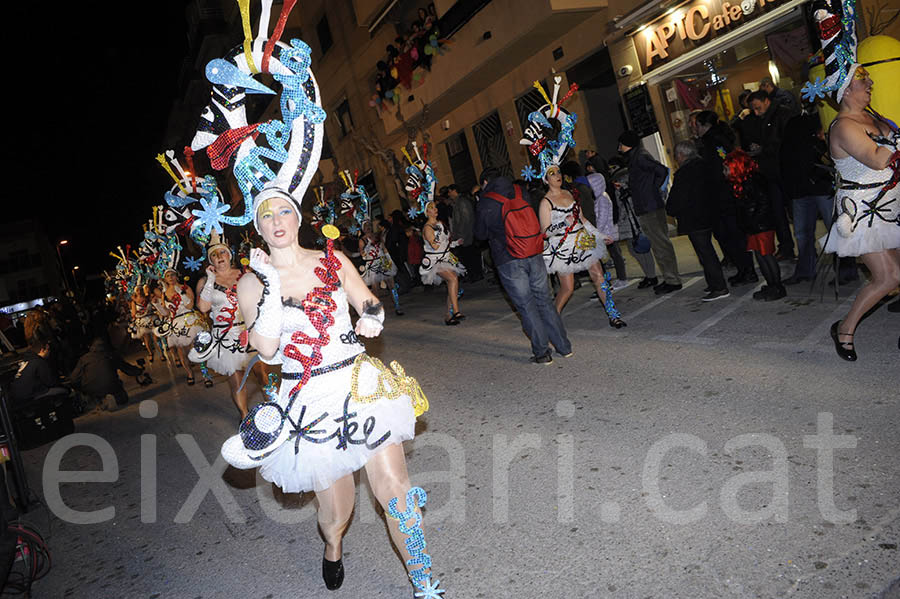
left=9, top=336, right=66, bottom=405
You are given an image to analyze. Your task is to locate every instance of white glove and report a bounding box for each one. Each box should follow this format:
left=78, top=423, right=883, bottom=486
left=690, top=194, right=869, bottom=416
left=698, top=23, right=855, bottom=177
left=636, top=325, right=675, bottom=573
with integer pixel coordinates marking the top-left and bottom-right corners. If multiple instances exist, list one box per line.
left=199, top=268, right=216, bottom=303
left=355, top=300, right=384, bottom=338
left=249, top=248, right=283, bottom=340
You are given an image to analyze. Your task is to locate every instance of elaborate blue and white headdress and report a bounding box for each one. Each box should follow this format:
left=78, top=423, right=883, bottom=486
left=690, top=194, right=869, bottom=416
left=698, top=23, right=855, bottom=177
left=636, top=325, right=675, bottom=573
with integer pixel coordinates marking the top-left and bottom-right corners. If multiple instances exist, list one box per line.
left=801, top=0, right=859, bottom=103
left=519, top=76, right=579, bottom=182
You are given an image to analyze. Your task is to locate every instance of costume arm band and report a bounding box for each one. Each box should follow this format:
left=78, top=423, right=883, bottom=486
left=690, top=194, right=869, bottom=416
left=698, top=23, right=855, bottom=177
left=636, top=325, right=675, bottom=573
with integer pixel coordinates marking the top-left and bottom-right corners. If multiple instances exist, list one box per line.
left=249, top=258, right=283, bottom=340
left=199, top=272, right=216, bottom=303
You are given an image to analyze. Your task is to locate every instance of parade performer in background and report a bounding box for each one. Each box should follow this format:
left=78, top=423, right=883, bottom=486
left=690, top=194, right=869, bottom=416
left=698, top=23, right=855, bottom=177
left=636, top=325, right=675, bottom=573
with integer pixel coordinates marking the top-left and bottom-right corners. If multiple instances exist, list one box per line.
left=421, top=200, right=466, bottom=325
left=160, top=268, right=208, bottom=385
left=801, top=0, right=900, bottom=360
left=359, top=219, right=404, bottom=315
left=129, top=287, right=156, bottom=362
left=190, top=235, right=253, bottom=415
left=540, top=165, right=627, bottom=327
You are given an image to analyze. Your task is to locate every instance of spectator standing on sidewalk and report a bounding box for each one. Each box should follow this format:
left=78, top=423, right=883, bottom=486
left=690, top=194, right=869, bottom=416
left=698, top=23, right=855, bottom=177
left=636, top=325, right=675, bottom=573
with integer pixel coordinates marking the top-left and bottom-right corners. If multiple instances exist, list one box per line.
left=447, top=184, right=482, bottom=281
left=666, top=141, right=730, bottom=301
left=618, top=130, right=682, bottom=294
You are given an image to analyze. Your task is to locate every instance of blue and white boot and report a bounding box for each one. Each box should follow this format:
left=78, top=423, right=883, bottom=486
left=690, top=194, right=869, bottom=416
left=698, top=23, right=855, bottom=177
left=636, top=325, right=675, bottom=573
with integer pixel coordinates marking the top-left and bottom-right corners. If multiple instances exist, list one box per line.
left=602, top=270, right=627, bottom=329
left=388, top=487, right=446, bottom=598
left=392, top=283, right=404, bottom=316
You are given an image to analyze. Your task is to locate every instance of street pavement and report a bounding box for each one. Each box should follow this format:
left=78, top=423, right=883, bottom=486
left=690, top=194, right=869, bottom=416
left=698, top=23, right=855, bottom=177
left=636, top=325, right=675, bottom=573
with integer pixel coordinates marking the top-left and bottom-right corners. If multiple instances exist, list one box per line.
left=17, top=238, right=900, bottom=599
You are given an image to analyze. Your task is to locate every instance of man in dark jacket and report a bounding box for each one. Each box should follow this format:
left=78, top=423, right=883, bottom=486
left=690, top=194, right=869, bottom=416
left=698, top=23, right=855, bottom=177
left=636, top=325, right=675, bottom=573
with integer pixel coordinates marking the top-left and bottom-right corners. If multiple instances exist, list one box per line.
left=69, top=336, right=143, bottom=406
left=474, top=168, right=571, bottom=363
left=666, top=141, right=729, bottom=301
left=9, top=337, right=63, bottom=404
left=759, top=76, right=801, bottom=116
left=749, top=90, right=796, bottom=260
left=779, top=114, right=858, bottom=284
left=447, top=184, right=482, bottom=281
left=618, top=130, right=682, bottom=294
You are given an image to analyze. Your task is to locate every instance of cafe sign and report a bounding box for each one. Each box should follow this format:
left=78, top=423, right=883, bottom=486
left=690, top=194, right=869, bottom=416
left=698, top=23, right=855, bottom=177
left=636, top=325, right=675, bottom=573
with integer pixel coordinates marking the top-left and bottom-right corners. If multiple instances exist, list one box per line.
left=633, top=0, right=786, bottom=70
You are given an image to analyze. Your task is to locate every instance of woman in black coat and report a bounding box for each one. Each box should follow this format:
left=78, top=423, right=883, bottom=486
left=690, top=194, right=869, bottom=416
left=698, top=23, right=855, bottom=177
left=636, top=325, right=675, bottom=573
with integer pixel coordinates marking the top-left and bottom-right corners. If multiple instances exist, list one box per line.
left=724, top=150, right=785, bottom=301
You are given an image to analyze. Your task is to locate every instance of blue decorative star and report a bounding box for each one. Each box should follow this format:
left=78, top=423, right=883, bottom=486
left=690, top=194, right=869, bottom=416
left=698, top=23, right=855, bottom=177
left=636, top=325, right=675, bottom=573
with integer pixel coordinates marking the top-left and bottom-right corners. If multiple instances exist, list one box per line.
left=348, top=224, right=360, bottom=235
left=801, top=77, right=829, bottom=103
left=408, top=207, right=420, bottom=220
left=191, top=195, right=230, bottom=235
left=414, top=578, right=445, bottom=598
left=183, top=255, right=203, bottom=272
left=521, top=165, right=538, bottom=181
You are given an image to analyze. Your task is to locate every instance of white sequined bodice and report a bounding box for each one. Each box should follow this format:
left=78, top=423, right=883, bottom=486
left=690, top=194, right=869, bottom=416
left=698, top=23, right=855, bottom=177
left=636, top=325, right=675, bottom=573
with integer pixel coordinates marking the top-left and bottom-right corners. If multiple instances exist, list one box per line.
left=547, top=203, right=577, bottom=236
left=279, top=284, right=364, bottom=375
left=835, top=129, right=898, bottom=187
left=166, top=286, right=195, bottom=317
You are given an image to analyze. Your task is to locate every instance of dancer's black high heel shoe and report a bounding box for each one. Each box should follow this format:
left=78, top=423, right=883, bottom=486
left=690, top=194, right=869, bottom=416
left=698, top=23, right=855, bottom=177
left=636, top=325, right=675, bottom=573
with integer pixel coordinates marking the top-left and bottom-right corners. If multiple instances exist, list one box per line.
left=830, top=321, right=857, bottom=362
left=322, top=556, right=344, bottom=590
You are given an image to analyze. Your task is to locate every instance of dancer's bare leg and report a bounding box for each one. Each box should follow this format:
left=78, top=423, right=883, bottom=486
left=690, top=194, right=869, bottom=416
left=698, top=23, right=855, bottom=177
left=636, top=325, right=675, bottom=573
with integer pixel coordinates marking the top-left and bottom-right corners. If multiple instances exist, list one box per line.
left=315, top=474, right=356, bottom=561
left=838, top=249, right=900, bottom=342
left=228, top=371, right=248, bottom=418
left=438, top=271, right=460, bottom=315
left=364, top=444, right=422, bottom=569
left=177, top=346, right=193, bottom=379
left=587, top=262, right=609, bottom=305
left=142, top=334, right=155, bottom=360
left=555, top=273, right=575, bottom=313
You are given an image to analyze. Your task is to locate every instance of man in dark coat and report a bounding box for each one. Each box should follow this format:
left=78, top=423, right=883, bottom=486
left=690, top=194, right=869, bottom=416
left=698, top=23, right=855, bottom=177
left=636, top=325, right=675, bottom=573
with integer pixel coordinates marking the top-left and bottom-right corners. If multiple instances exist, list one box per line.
left=9, top=337, right=62, bottom=404
left=69, top=336, right=143, bottom=406
left=618, top=130, right=682, bottom=294
left=666, top=141, right=729, bottom=300
left=749, top=90, right=796, bottom=260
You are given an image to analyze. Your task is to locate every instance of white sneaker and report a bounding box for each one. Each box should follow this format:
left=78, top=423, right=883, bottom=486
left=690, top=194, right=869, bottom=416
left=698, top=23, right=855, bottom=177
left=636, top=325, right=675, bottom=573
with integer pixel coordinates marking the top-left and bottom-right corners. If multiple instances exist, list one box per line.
left=612, top=279, right=631, bottom=290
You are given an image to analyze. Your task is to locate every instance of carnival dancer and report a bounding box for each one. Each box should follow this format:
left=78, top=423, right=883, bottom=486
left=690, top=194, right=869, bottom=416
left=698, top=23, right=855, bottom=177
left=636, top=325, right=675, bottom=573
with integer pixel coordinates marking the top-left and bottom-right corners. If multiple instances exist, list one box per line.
left=540, top=165, right=627, bottom=327
left=191, top=237, right=253, bottom=416
left=222, top=189, right=444, bottom=597
left=421, top=201, right=466, bottom=324
left=148, top=282, right=170, bottom=362
left=358, top=220, right=404, bottom=315
left=160, top=269, right=208, bottom=385
left=130, top=287, right=156, bottom=362
left=801, top=0, right=900, bottom=360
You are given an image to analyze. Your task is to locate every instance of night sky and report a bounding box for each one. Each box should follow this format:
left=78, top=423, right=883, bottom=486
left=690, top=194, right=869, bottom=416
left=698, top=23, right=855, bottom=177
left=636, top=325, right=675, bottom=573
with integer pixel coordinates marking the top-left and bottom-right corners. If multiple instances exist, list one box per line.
left=9, top=2, right=191, bottom=283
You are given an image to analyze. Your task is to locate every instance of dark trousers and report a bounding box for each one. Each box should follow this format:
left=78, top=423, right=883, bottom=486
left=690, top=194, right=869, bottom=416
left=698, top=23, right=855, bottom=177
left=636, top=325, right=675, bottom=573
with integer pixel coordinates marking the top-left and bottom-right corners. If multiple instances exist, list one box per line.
left=688, top=229, right=727, bottom=291
left=607, top=241, right=627, bottom=280
left=768, top=178, right=795, bottom=255
left=714, top=213, right=754, bottom=273
left=458, top=244, right=483, bottom=281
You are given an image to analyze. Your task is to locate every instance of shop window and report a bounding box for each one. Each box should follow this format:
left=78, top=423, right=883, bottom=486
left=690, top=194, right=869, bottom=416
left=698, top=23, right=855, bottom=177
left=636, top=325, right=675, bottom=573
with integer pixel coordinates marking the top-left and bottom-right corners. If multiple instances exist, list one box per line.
left=317, top=14, right=333, bottom=56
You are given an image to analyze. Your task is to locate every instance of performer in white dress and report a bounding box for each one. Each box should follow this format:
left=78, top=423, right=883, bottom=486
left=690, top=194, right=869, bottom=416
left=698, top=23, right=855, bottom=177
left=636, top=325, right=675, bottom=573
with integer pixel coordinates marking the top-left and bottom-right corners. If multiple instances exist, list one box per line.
left=157, top=269, right=208, bottom=385
left=420, top=201, right=466, bottom=324
left=358, top=220, right=404, bottom=315
left=130, top=288, right=156, bottom=361
left=801, top=0, right=900, bottom=361
left=222, top=188, right=444, bottom=596
left=540, top=165, right=627, bottom=327
left=191, top=240, right=253, bottom=415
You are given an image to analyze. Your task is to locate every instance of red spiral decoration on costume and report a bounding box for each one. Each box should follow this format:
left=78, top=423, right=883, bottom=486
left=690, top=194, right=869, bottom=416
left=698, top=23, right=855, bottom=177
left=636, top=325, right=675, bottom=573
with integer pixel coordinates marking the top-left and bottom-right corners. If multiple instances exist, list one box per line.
left=282, top=240, right=342, bottom=397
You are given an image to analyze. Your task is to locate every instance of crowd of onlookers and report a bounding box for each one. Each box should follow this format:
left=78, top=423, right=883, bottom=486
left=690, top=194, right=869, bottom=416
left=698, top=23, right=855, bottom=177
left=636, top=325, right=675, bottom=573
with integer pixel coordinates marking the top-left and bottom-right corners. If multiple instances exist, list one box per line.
left=373, top=3, right=441, bottom=102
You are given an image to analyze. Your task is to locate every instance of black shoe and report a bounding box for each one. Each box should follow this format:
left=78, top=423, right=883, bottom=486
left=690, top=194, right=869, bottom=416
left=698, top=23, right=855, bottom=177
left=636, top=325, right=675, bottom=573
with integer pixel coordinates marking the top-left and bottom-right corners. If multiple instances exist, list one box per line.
left=764, top=285, right=787, bottom=301
left=395, top=308, right=405, bottom=316
left=608, top=317, right=627, bottom=328
left=729, top=271, right=759, bottom=286
left=322, top=557, right=344, bottom=590
left=888, top=298, right=900, bottom=313
left=752, top=285, right=770, bottom=300
left=530, top=352, right=553, bottom=365
left=444, top=316, right=460, bottom=326
left=783, top=275, right=812, bottom=286
left=637, top=277, right=658, bottom=289
left=830, top=320, right=857, bottom=361
left=774, top=249, right=795, bottom=261
left=654, top=283, right=683, bottom=295
left=702, top=289, right=730, bottom=302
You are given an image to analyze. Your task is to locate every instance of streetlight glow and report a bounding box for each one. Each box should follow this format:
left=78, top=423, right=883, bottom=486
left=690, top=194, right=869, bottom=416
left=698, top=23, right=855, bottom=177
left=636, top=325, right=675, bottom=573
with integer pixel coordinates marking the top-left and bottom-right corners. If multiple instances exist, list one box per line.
left=58, top=239, right=69, bottom=246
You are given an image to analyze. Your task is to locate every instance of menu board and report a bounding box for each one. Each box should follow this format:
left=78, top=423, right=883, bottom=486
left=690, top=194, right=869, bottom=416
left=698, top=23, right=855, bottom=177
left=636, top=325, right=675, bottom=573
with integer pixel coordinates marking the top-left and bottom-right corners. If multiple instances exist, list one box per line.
left=623, top=84, right=659, bottom=137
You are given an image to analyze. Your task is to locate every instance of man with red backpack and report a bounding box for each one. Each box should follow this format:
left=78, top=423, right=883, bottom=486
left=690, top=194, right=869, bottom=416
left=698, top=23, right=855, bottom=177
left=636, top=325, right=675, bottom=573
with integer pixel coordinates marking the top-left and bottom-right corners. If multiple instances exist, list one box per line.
left=474, top=167, right=572, bottom=364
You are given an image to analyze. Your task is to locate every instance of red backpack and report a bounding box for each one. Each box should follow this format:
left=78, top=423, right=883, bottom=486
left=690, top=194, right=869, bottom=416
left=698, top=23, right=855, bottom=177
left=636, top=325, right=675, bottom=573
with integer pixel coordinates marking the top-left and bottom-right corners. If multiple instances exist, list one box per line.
left=483, top=186, right=544, bottom=259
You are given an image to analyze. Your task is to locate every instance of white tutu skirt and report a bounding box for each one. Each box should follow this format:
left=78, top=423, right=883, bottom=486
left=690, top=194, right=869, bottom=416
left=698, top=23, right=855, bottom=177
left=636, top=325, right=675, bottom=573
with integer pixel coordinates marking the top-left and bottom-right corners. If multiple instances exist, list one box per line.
left=130, top=315, right=153, bottom=339
left=168, top=311, right=209, bottom=348
left=222, top=354, right=421, bottom=494
left=544, top=221, right=608, bottom=275
left=361, top=255, right=398, bottom=286
left=821, top=219, right=900, bottom=258
left=188, top=325, right=251, bottom=376
left=420, top=252, right=466, bottom=286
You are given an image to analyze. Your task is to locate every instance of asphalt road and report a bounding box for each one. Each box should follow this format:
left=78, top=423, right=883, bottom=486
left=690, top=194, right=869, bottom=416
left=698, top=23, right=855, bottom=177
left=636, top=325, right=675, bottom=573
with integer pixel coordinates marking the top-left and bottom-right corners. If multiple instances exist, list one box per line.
left=15, top=240, right=900, bottom=599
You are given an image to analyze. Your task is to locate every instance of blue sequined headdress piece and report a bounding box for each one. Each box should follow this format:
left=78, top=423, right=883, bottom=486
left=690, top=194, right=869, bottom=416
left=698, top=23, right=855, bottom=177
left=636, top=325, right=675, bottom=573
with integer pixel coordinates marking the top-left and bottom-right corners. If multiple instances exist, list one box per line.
left=402, top=141, right=437, bottom=219
left=189, top=0, right=326, bottom=234
left=801, top=0, right=859, bottom=104
left=519, top=75, right=579, bottom=182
